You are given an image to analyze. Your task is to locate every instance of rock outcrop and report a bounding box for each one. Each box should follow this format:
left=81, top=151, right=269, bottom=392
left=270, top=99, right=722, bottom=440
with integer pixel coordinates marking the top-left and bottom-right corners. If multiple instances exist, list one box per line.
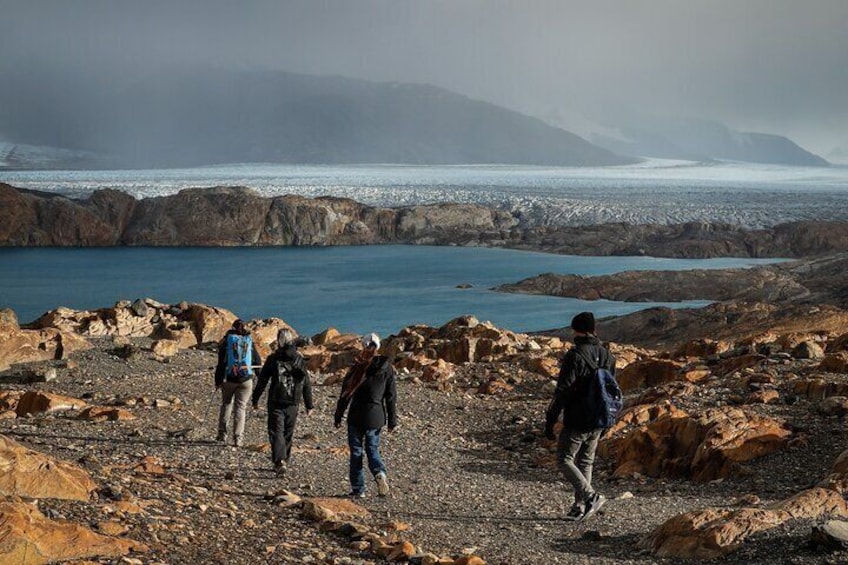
left=0, top=501, right=147, bottom=564
left=0, top=435, right=97, bottom=500
left=5, top=184, right=848, bottom=261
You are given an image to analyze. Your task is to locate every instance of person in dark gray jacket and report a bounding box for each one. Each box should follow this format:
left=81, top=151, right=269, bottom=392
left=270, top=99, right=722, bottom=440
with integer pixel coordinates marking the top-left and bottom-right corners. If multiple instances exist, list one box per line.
left=334, top=333, right=397, bottom=498
left=545, top=312, right=616, bottom=522
left=253, top=329, right=313, bottom=477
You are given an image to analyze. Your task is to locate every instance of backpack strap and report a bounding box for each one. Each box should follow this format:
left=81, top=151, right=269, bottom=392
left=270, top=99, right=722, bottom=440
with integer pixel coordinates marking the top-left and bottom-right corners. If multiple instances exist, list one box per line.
left=574, top=346, right=602, bottom=371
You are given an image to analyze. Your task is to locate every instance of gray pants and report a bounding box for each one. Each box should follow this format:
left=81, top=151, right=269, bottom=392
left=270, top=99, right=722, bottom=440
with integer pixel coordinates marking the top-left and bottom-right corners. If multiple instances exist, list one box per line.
left=217, top=380, right=253, bottom=446
left=557, top=427, right=603, bottom=505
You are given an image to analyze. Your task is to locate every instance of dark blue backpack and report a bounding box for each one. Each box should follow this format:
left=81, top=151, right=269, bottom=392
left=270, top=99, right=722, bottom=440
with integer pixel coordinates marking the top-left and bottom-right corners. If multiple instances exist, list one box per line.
left=225, top=334, right=254, bottom=382
left=576, top=348, right=623, bottom=429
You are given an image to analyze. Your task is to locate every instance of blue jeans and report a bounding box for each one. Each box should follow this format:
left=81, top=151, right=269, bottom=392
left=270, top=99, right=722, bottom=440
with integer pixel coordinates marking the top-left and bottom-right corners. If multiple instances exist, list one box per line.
left=347, top=424, right=387, bottom=494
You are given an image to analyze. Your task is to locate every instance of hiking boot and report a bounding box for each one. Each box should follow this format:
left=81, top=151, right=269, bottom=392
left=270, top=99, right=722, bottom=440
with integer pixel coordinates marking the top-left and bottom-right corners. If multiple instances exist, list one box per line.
left=375, top=472, right=390, bottom=497
left=564, top=503, right=585, bottom=522
left=349, top=491, right=366, bottom=499
left=274, top=462, right=287, bottom=478
left=581, top=493, right=606, bottom=522
left=216, top=434, right=226, bottom=443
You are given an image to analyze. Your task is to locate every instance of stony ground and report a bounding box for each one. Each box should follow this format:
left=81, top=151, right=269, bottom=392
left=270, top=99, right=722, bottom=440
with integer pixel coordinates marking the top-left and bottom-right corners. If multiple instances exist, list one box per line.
left=3, top=337, right=848, bottom=564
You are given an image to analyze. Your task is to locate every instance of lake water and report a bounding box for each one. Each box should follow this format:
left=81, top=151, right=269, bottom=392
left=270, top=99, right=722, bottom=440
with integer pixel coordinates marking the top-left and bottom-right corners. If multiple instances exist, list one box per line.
left=0, top=246, right=779, bottom=336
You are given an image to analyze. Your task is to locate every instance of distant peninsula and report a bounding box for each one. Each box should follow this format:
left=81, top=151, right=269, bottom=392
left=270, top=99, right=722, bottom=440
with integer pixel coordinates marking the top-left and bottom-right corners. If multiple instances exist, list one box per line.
left=4, top=183, right=848, bottom=259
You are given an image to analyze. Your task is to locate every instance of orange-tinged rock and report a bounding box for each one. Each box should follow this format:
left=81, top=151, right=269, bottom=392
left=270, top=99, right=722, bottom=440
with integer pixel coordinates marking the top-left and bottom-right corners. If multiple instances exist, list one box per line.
left=523, top=356, right=559, bottom=378
left=77, top=406, right=136, bottom=422
left=15, top=391, right=87, bottom=417
left=0, top=501, right=147, bottom=564
left=690, top=408, right=791, bottom=483
left=672, top=339, right=732, bottom=359
left=477, top=378, right=514, bottom=395
left=131, top=456, right=166, bottom=475
left=96, top=521, right=129, bottom=536
left=247, top=318, right=297, bottom=357
left=605, top=407, right=790, bottom=482
left=301, top=498, right=369, bottom=522
left=616, top=358, right=685, bottom=392
left=0, top=391, right=23, bottom=411
left=183, top=303, right=237, bottom=344
left=0, top=321, right=92, bottom=371
left=421, top=359, right=455, bottom=383
left=819, top=352, right=848, bottom=374
left=0, top=435, right=96, bottom=500
left=387, top=540, right=416, bottom=562
left=455, top=556, right=487, bottom=565
left=746, top=389, right=780, bottom=405
left=605, top=401, right=686, bottom=437
left=151, top=339, right=179, bottom=358
left=311, top=327, right=341, bottom=345
left=717, top=354, right=765, bottom=376
left=681, top=368, right=712, bottom=383
left=644, top=488, right=847, bottom=559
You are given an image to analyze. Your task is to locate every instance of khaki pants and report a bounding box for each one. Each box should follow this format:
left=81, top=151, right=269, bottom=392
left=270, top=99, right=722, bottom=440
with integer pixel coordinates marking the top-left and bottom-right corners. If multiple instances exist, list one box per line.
left=557, top=428, right=603, bottom=504
left=217, top=380, right=253, bottom=446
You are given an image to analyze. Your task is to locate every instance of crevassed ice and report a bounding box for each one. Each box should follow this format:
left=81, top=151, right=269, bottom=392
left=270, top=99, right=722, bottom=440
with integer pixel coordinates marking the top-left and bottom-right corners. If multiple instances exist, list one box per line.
left=3, top=159, right=847, bottom=228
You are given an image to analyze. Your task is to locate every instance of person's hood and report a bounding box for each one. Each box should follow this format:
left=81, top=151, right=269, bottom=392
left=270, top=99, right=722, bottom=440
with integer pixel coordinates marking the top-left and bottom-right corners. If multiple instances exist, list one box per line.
left=370, top=354, right=394, bottom=373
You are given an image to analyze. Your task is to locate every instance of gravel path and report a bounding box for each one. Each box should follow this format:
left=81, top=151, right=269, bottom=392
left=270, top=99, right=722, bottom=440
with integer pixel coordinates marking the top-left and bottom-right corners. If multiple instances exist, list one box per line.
left=3, top=338, right=847, bottom=564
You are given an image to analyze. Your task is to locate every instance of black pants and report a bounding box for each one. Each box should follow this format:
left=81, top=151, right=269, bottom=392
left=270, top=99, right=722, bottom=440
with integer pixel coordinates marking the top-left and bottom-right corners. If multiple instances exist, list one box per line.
left=268, top=404, right=299, bottom=465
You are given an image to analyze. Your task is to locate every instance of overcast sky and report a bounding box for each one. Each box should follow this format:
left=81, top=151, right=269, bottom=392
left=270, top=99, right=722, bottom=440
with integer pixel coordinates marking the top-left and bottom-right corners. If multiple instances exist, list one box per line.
left=1, top=0, right=846, bottom=154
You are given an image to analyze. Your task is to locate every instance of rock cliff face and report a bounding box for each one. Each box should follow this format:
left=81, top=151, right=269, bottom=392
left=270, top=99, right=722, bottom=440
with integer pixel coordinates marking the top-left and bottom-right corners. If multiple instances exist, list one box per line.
left=5, top=183, right=848, bottom=259
left=0, top=184, right=516, bottom=247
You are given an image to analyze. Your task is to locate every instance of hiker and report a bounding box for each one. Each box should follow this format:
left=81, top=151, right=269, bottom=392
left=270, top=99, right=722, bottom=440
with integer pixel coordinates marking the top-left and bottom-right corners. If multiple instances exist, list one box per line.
left=252, top=328, right=314, bottom=477
left=334, top=333, right=397, bottom=498
left=544, top=311, right=618, bottom=522
left=214, top=319, right=262, bottom=447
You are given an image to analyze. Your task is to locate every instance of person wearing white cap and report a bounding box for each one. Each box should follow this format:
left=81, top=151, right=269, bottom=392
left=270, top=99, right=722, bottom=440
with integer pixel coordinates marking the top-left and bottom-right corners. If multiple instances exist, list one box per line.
left=334, top=332, right=397, bottom=498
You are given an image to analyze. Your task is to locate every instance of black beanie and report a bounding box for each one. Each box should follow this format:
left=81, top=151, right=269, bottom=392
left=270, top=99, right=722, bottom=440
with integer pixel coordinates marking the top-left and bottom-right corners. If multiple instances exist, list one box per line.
left=571, top=312, right=595, bottom=333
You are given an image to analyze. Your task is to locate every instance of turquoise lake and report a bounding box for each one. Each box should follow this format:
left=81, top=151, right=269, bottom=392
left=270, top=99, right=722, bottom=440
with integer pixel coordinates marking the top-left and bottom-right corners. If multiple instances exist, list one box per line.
left=0, top=246, right=779, bottom=336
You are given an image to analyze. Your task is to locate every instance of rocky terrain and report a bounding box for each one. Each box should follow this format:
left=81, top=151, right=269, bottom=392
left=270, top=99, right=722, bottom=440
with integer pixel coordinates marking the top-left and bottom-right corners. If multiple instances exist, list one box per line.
left=497, top=252, right=848, bottom=351
left=4, top=183, right=848, bottom=259
left=3, top=299, right=848, bottom=563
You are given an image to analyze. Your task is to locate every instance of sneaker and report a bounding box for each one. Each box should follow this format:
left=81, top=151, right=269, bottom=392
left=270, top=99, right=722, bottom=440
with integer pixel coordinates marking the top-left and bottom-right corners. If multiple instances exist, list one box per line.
left=375, top=472, right=390, bottom=497
left=564, top=503, right=585, bottom=522
left=349, top=491, right=366, bottom=499
left=581, top=493, right=606, bottom=522
left=274, top=462, right=287, bottom=478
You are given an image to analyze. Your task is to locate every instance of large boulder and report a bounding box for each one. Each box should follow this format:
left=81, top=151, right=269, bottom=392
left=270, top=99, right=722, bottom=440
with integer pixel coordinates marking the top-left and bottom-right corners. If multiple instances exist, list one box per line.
left=15, top=391, right=88, bottom=417
left=615, top=359, right=685, bottom=392
left=247, top=318, right=297, bottom=357
left=0, top=435, right=97, bottom=500
left=182, top=304, right=237, bottom=344
left=604, top=407, right=791, bottom=482
left=0, top=501, right=147, bottom=564
left=644, top=488, right=848, bottom=559
left=0, top=318, right=92, bottom=372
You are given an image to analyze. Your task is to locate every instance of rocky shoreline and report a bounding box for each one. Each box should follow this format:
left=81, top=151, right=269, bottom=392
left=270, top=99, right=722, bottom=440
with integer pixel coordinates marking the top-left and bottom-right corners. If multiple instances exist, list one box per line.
left=2, top=299, right=848, bottom=563
left=4, top=183, right=848, bottom=259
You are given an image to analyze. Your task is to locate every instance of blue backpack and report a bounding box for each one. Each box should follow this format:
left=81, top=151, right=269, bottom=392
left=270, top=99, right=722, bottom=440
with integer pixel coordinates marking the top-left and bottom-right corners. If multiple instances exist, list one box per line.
left=576, top=348, right=623, bottom=429
left=225, top=334, right=254, bottom=382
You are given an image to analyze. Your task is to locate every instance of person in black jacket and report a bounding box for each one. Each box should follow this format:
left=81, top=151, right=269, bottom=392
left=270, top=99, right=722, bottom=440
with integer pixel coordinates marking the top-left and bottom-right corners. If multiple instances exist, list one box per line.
left=214, top=319, right=262, bottom=448
left=252, top=328, right=313, bottom=477
left=334, top=333, right=397, bottom=498
left=545, top=312, right=616, bottom=522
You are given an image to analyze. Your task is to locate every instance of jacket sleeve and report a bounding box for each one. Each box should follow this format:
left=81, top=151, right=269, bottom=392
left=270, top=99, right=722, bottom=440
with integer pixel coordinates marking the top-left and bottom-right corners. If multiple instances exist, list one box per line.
left=252, top=354, right=275, bottom=406
left=296, top=356, right=314, bottom=411
left=384, top=368, right=398, bottom=429
left=214, top=340, right=227, bottom=387
left=334, top=371, right=353, bottom=426
left=545, top=351, right=577, bottom=427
